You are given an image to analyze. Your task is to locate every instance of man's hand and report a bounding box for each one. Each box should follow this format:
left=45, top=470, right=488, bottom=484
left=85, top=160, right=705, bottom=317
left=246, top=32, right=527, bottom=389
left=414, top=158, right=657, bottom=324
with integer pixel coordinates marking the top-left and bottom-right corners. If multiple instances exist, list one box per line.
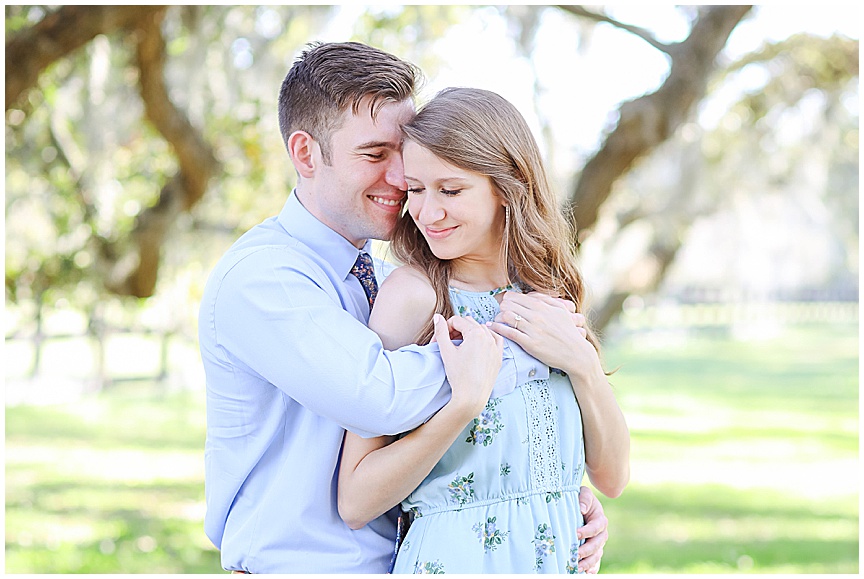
left=576, top=486, right=608, bottom=574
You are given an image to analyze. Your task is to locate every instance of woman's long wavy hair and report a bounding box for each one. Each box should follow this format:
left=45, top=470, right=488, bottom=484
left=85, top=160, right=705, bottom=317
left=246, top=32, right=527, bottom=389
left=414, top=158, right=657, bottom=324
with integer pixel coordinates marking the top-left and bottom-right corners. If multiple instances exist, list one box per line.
left=391, top=87, right=601, bottom=352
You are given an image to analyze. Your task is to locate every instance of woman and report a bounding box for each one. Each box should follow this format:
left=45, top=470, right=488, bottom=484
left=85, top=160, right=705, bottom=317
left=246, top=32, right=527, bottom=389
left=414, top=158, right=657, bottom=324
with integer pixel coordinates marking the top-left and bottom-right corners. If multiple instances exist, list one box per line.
left=338, top=87, right=630, bottom=573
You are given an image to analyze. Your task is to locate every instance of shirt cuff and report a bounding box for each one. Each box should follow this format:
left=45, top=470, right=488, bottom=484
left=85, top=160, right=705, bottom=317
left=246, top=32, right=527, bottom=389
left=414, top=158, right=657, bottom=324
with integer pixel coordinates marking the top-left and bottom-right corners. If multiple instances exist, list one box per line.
left=489, top=339, right=550, bottom=399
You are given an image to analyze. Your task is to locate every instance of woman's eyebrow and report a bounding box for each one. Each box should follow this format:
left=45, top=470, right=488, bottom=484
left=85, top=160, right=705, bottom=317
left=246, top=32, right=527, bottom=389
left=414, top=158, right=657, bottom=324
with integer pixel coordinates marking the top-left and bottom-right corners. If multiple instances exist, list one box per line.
left=404, top=175, right=470, bottom=184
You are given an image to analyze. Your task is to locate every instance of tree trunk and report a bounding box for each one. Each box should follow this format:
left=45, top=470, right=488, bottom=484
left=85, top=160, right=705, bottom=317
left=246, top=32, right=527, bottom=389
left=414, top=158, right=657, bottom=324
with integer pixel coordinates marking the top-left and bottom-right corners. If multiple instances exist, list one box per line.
left=564, top=6, right=753, bottom=241
left=8, top=6, right=220, bottom=298
left=105, top=9, right=220, bottom=297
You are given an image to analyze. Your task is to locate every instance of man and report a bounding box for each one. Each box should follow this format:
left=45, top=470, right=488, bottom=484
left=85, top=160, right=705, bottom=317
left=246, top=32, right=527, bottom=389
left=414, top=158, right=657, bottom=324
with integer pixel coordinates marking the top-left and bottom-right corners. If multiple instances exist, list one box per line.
left=199, top=41, right=609, bottom=573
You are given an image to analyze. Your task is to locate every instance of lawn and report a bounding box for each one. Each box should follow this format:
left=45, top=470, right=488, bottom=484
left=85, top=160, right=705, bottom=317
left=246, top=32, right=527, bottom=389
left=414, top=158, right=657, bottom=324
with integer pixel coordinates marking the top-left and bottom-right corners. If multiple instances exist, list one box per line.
left=5, top=321, right=858, bottom=573
left=5, top=389, right=218, bottom=573
left=596, top=321, right=859, bottom=573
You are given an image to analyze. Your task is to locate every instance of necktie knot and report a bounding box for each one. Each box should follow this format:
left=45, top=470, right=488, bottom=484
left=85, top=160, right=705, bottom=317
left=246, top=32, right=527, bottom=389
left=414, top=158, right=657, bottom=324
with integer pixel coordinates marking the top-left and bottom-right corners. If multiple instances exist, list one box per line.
left=350, top=252, right=378, bottom=310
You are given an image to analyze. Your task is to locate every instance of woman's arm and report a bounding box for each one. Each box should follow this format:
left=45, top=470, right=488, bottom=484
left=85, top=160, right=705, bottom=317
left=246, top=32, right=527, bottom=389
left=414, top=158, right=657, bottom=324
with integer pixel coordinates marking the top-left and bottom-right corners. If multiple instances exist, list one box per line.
left=338, top=267, right=502, bottom=529
left=490, top=292, right=630, bottom=498
left=338, top=393, right=487, bottom=529
left=566, top=346, right=630, bottom=498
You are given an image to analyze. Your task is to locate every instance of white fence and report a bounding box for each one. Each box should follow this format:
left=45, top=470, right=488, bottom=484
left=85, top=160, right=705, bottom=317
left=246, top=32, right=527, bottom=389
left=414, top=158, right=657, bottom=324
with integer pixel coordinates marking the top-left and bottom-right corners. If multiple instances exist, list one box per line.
left=5, top=299, right=858, bottom=405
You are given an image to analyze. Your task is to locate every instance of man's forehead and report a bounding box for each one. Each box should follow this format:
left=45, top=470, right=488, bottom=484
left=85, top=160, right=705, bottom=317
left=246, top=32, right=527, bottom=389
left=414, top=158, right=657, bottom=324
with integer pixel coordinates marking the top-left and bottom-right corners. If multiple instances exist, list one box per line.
left=344, top=95, right=414, bottom=122
left=336, top=99, right=414, bottom=145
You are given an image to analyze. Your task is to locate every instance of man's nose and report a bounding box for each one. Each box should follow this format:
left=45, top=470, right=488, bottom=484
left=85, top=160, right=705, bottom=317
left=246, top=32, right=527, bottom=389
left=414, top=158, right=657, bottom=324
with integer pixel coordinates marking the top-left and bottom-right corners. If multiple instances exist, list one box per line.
left=385, top=154, right=408, bottom=191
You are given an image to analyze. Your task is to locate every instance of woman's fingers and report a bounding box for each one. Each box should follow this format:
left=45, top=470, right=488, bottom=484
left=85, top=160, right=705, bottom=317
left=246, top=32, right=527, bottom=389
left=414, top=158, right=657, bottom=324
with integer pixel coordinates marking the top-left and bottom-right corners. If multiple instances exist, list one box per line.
left=494, top=300, right=532, bottom=330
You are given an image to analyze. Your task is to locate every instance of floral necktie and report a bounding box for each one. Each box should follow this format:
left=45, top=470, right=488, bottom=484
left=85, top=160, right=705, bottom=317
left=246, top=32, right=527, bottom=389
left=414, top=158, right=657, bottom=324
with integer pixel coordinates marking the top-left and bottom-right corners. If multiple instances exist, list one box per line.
left=350, top=252, right=378, bottom=310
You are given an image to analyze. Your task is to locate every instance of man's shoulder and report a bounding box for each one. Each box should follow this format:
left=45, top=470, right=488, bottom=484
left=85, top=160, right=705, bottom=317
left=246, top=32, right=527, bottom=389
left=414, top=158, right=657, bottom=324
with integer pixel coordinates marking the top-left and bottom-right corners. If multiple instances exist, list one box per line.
left=205, top=224, right=329, bottom=293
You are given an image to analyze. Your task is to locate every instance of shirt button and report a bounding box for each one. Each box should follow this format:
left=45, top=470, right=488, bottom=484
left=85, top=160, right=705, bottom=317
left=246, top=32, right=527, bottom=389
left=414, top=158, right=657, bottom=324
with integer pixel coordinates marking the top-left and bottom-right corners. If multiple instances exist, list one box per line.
left=528, top=368, right=536, bottom=378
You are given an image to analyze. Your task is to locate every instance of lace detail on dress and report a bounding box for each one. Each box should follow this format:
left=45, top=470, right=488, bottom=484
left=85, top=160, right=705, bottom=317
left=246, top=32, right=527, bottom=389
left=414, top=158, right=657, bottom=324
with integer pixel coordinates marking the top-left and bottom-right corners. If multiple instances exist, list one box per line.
left=448, top=285, right=517, bottom=325
left=521, top=379, right=563, bottom=492
left=452, top=293, right=498, bottom=323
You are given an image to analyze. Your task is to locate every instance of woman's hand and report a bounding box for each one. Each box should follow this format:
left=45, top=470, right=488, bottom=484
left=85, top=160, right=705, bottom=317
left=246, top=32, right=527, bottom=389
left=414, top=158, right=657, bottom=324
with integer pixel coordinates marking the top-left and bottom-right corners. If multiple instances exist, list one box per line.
left=489, top=292, right=631, bottom=498
left=488, top=291, right=603, bottom=382
left=435, top=313, right=504, bottom=419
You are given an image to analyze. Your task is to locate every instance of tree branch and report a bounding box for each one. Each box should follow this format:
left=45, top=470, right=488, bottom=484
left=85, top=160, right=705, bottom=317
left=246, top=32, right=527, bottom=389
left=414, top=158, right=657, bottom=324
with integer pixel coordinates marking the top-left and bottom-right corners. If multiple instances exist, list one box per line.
left=5, top=5, right=166, bottom=110
left=135, top=11, right=220, bottom=208
left=556, top=5, right=674, bottom=54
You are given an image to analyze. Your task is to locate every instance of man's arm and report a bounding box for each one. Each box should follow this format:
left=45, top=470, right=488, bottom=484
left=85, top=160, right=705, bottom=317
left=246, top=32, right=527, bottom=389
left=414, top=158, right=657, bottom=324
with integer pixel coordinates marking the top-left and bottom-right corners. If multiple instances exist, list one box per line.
left=338, top=267, right=508, bottom=528
left=339, top=314, right=503, bottom=529
left=208, top=249, right=541, bottom=437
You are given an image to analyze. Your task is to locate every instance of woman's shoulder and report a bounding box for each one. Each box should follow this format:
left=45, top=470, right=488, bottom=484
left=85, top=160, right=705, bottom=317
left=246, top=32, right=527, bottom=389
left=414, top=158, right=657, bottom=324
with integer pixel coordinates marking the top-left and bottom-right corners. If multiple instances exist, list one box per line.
left=377, top=265, right=437, bottom=309
left=370, top=265, right=437, bottom=348
left=381, top=265, right=434, bottom=292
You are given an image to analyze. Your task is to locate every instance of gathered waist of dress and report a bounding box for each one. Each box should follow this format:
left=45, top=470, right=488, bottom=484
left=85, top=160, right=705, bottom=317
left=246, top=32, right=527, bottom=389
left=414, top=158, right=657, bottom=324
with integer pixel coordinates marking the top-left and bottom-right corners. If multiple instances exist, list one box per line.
left=409, top=484, right=583, bottom=517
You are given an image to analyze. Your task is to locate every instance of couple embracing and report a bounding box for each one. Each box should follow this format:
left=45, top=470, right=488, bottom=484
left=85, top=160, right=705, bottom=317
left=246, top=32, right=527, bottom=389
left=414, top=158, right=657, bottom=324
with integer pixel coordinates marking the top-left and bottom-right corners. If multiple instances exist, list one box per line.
left=199, top=41, right=630, bottom=574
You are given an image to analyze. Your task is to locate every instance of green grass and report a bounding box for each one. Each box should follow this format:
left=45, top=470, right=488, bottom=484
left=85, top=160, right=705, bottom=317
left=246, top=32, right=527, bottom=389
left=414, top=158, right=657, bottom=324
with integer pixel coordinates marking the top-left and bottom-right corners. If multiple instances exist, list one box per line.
left=601, top=484, right=857, bottom=574
left=5, top=322, right=859, bottom=573
left=5, top=389, right=220, bottom=573
left=596, top=322, right=858, bottom=573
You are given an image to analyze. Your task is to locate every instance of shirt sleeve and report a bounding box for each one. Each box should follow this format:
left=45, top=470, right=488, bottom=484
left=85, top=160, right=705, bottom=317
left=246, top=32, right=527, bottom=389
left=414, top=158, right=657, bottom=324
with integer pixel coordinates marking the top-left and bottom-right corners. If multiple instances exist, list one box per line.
left=210, top=248, right=545, bottom=437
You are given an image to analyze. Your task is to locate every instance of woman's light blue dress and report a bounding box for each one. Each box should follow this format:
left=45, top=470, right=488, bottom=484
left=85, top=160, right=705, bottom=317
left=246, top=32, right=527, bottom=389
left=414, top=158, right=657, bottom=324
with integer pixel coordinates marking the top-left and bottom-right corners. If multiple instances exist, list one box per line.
left=392, top=286, right=586, bottom=574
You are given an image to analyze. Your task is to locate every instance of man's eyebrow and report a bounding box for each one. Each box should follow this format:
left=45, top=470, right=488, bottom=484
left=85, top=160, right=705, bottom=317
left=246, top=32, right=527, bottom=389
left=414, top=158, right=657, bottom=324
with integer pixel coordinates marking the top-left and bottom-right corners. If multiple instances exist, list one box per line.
left=355, top=140, right=401, bottom=150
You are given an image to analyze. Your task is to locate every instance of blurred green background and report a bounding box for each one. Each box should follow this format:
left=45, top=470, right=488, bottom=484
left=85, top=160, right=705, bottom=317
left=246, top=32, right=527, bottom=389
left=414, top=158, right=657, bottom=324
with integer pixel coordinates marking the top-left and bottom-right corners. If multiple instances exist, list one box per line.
left=5, top=5, right=859, bottom=574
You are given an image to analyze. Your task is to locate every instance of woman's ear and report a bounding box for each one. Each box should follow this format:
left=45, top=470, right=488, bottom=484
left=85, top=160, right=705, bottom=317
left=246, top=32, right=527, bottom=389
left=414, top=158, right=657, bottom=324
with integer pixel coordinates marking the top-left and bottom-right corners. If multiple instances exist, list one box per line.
left=494, top=186, right=509, bottom=207
left=287, top=131, right=317, bottom=179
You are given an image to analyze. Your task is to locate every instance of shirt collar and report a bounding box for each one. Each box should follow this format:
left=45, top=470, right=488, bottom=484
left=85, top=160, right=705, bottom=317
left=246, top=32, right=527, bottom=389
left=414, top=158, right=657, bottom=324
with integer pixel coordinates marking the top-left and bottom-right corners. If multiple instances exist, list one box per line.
left=277, top=191, right=373, bottom=280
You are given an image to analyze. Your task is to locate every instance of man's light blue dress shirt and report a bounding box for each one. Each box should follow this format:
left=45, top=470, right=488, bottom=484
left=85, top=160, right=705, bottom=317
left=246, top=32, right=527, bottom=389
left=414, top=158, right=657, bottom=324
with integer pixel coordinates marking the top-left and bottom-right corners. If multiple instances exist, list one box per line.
left=198, top=192, right=548, bottom=573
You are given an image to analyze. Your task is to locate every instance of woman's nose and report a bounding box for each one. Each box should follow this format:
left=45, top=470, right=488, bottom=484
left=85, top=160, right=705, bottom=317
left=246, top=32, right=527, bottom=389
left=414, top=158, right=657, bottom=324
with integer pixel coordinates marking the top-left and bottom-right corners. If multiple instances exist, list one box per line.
left=416, top=195, right=445, bottom=224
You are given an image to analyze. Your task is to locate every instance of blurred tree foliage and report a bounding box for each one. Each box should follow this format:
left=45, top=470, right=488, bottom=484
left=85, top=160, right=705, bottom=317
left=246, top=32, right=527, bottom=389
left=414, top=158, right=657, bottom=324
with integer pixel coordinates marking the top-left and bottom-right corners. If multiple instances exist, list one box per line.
left=5, top=5, right=859, bottom=336
left=6, top=5, right=336, bottom=312
left=584, top=32, right=859, bottom=326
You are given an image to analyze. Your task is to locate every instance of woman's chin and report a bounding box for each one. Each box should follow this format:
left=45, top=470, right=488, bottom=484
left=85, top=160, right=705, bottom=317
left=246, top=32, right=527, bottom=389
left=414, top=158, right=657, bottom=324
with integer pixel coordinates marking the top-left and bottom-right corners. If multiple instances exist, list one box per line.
left=428, top=247, right=458, bottom=261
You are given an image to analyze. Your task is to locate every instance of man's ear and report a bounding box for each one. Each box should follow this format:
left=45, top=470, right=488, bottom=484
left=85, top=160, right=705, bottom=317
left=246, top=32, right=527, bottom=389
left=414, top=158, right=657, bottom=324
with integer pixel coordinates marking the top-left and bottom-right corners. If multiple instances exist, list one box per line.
left=287, top=131, right=317, bottom=179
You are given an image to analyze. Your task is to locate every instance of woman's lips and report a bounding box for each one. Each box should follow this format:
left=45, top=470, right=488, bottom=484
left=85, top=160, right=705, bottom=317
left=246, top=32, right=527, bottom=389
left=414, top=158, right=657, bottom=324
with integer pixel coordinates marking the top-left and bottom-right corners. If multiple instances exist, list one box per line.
left=424, top=226, right=457, bottom=240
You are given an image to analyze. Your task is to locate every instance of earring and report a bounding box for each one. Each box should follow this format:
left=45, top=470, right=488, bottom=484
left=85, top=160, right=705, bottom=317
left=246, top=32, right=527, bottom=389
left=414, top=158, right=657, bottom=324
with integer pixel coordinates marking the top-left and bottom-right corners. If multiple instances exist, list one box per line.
left=502, top=205, right=512, bottom=284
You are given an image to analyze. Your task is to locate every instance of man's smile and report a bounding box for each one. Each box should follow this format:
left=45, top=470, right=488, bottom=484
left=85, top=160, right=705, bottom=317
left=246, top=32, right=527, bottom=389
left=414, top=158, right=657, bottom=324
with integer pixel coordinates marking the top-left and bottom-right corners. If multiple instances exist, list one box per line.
left=369, top=195, right=404, bottom=213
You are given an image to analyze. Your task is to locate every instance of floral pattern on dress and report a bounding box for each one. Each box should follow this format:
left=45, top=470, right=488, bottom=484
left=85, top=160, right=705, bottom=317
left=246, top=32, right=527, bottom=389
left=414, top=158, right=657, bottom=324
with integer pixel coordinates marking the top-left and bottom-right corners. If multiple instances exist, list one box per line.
left=466, top=398, right=504, bottom=446
left=545, top=491, right=562, bottom=504
left=392, top=285, right=586, bottom=574
left=532, top=523, right=556, bottom=570
left=456, top=304, right=484, bottom=319
left=472, top=516, right=510, bottom=553
left=566, top=544, right=580, bottom=574
left=447, top=472, right=475, bottom=508
left=414, top=560, right=445, bottom=574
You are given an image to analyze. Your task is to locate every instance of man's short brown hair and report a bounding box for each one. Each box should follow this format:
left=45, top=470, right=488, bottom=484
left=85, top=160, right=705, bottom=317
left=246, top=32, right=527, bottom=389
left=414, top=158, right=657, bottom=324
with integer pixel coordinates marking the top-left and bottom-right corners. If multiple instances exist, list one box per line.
left=278, top=42, right=421, bottom=164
